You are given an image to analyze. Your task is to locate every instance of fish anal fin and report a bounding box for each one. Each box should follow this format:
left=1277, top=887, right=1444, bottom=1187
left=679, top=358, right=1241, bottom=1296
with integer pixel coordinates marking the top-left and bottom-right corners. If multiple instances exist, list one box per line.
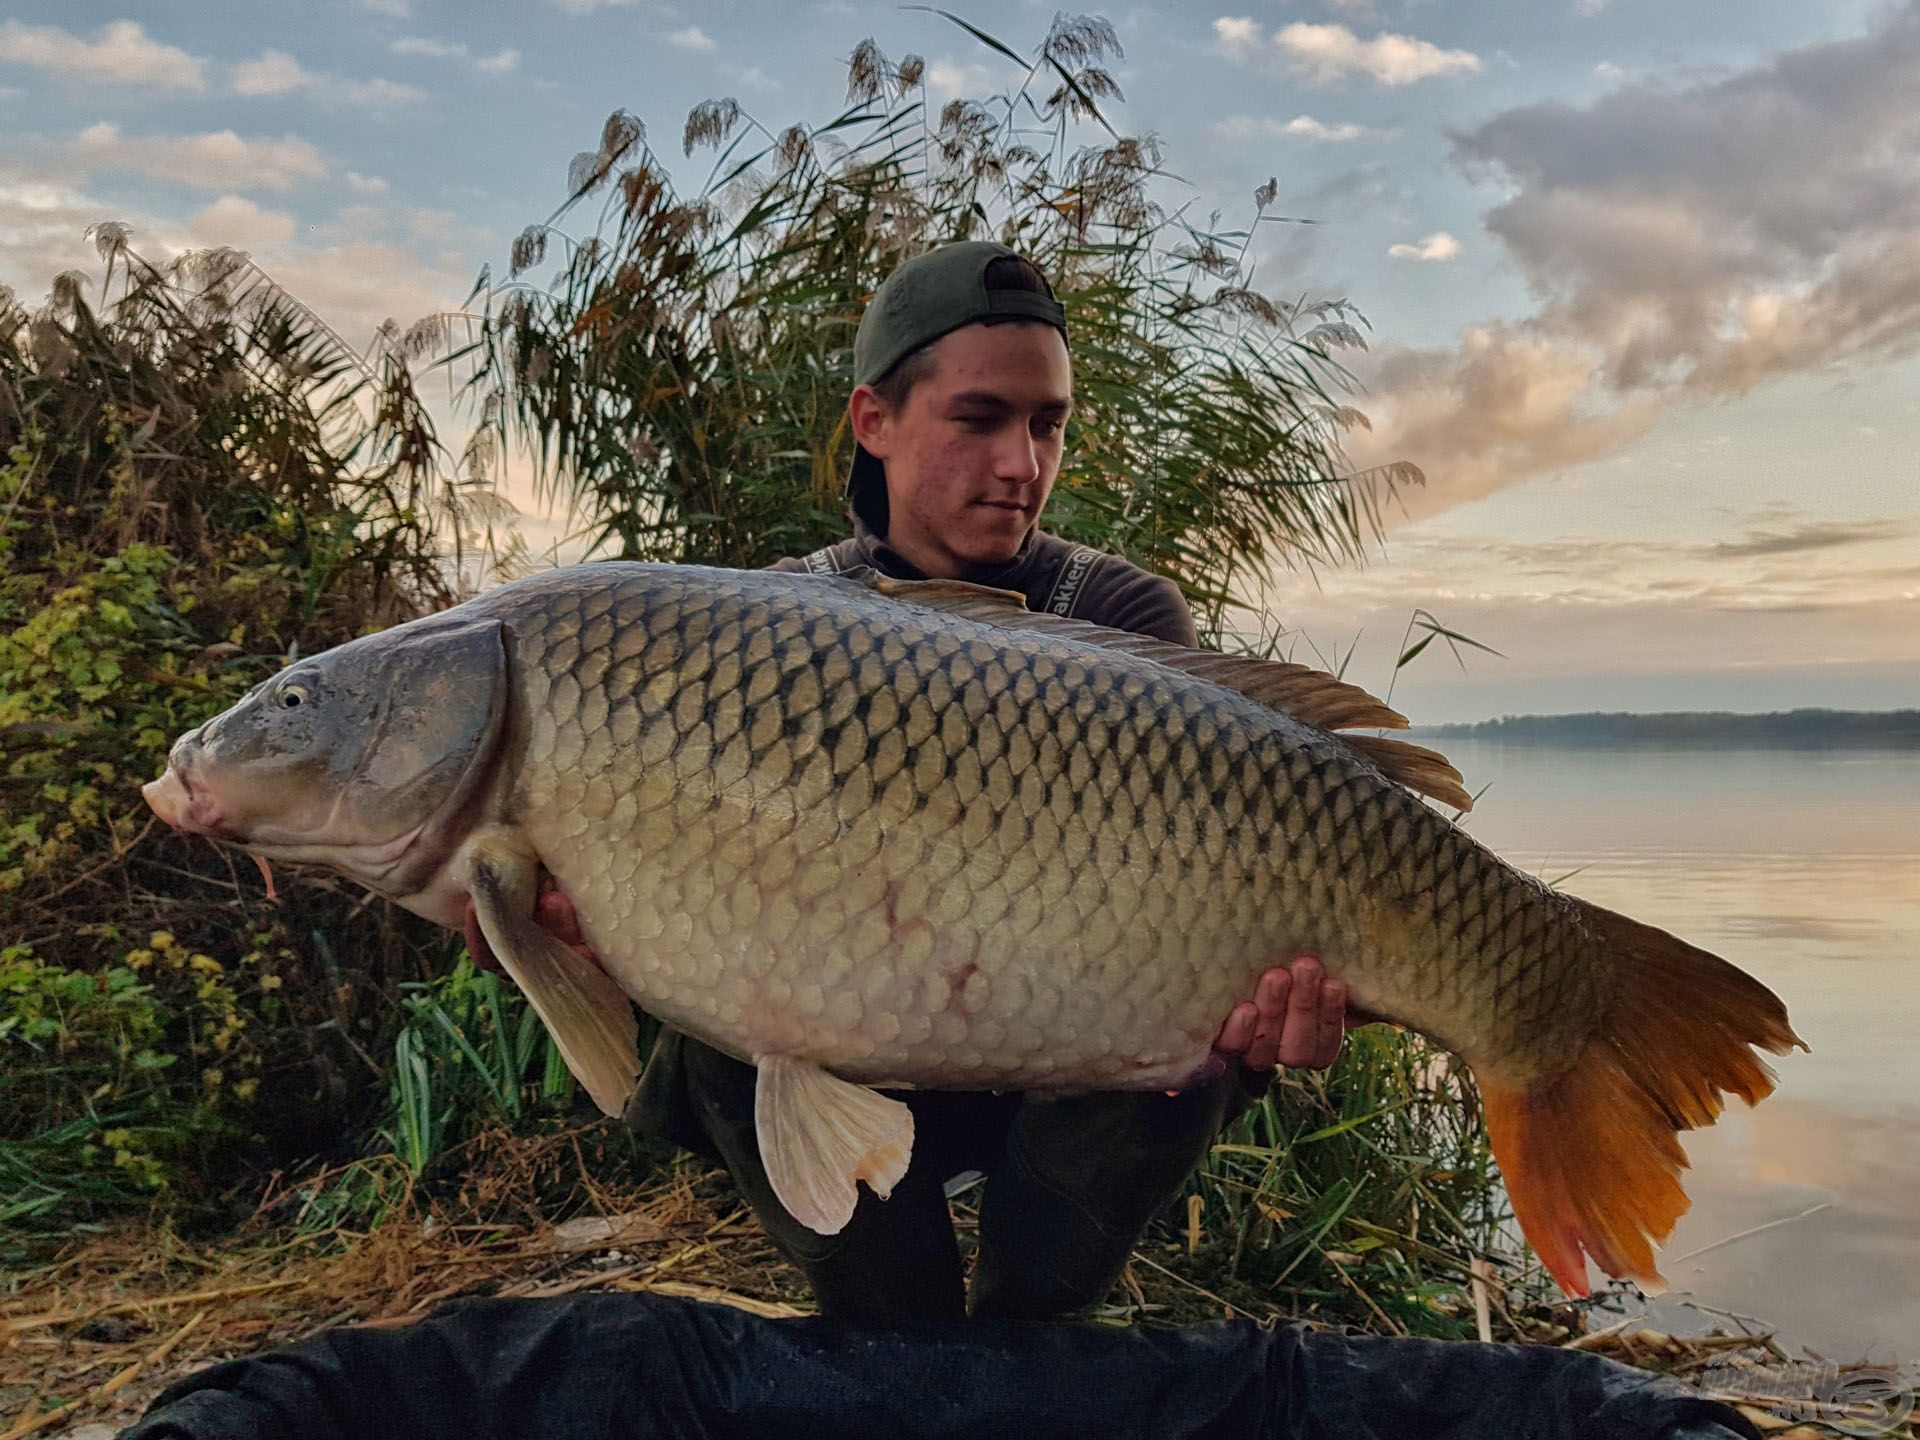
left=1480, top=899, right=1804, bottom=1299
left=465, top=835, right=640, bottom=1118
left=754, top=1054, right=914, bottom=1235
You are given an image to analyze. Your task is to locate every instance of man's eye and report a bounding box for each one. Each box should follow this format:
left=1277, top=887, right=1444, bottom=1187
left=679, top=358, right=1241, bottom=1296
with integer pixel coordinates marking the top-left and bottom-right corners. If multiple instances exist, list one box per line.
left=1034, top=419, right=1065, bottom=437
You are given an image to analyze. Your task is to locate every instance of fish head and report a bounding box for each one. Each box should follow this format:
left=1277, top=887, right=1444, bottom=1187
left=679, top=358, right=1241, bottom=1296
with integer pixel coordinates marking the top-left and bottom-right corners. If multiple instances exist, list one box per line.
left=143, top=616, right=509, bottom=897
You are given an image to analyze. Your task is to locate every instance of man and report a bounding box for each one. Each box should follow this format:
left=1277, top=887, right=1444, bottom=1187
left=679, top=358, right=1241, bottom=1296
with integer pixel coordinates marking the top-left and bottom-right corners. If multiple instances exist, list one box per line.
left=622, top=240, right=1360, bottom=1323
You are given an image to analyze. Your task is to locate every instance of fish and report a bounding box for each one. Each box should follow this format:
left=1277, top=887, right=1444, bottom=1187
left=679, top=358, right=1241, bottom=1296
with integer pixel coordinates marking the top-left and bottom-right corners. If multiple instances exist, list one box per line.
left=141, top=562, right=1803, bottom=1297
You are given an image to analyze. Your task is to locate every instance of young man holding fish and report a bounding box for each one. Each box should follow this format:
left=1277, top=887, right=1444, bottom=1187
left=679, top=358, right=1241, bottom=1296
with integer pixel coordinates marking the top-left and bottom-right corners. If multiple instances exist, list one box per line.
left=143, top=238, right=1798, bottom=1316
left=613, top=242, right=1362, bottom=1322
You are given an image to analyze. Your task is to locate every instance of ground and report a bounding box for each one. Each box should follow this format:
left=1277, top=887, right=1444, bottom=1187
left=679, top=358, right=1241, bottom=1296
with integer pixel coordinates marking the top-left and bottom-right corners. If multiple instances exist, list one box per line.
left=1, top=1133, right=1899, bottom=1438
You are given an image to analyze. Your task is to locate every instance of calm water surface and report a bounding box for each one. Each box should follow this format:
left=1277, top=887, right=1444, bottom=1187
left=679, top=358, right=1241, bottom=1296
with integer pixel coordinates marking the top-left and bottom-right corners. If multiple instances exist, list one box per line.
left=1434, top=740, right=1919, bottom=1365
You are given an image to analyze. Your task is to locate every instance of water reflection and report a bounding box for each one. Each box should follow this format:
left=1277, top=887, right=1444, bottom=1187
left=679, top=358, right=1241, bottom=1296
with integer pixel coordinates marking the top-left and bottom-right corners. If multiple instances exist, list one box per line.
left=1435, top=740, right=1920, bottom=1363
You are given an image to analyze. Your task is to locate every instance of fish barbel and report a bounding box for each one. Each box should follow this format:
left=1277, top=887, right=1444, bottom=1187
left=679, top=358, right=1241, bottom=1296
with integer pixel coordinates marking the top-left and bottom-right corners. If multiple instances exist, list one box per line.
left=142, top=563, right=1802, bottom=1296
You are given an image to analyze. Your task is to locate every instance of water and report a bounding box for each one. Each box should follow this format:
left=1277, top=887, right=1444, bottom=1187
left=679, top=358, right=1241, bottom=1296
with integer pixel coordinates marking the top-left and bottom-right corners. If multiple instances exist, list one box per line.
left=1431, top=739, right=1920, bottom=1365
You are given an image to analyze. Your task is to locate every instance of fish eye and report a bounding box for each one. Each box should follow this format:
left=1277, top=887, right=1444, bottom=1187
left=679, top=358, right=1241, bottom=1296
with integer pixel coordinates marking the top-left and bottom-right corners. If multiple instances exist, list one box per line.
left=277, top=683, right=311, bottom=710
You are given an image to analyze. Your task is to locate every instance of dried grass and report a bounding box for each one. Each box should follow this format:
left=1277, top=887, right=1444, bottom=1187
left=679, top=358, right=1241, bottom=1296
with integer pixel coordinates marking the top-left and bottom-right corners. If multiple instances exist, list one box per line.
left=0, top=1134, right=800, bottom=1433
left=9, top=1129, right=1895, bottom=1438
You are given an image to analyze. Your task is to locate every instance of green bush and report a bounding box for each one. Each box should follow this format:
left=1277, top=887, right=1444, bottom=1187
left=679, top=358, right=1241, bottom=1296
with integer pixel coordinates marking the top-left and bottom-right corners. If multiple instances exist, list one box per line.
left=0, top=240, right=466, bottom=1233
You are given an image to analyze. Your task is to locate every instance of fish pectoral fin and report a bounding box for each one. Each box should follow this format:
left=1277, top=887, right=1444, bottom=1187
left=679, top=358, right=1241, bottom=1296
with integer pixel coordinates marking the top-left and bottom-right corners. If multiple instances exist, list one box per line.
left=753, top=1055, right=913, bottom=1236
left=466, top=839, right=639, bottom=1119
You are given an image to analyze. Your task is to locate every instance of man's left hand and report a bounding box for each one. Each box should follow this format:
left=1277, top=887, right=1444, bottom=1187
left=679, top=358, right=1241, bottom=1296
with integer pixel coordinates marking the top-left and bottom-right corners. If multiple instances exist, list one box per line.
left=1213, top=956, right=1359, bottom=1072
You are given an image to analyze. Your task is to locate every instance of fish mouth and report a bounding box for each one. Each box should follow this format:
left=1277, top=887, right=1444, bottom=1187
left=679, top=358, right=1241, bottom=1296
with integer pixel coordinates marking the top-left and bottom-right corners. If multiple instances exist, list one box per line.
left=142, top=761, right=234, bottom=839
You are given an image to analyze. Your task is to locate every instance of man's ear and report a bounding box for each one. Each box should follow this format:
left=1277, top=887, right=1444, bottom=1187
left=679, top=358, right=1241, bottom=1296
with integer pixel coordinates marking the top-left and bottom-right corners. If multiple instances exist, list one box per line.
left=848, top=383, right=892, bottom=458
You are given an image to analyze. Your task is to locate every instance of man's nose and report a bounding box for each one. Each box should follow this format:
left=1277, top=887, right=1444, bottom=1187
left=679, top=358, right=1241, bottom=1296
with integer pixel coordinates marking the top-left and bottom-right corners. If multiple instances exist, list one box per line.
left=993, top=426, right=1042, bottom=485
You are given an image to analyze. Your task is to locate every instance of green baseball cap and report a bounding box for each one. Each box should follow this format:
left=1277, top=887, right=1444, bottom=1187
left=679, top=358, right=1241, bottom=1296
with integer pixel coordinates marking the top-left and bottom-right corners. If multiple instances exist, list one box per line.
left=849, top=241, right=1068, bottom=531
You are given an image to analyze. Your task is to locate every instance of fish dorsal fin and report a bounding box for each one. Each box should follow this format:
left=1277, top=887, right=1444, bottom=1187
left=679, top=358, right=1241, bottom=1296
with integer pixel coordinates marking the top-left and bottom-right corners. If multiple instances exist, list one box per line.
left=852, top=571, right=1472, bottom=813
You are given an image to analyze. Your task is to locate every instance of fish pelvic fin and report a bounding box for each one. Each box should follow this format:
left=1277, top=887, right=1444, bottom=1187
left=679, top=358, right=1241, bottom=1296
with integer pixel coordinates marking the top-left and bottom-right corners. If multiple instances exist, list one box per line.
left=851, top=572, right=1472, bottom=810
left=754, top=1055, right=914, bottom=1236
left=1481, top=900, right=1806, bottom=1299
left=466, top=836, right=640, bottom=1118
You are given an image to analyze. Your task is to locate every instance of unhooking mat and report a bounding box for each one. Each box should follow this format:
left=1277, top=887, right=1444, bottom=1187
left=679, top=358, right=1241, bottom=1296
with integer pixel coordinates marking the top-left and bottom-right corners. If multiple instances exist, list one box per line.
left=120, top=1291, right=1758, bottom=1439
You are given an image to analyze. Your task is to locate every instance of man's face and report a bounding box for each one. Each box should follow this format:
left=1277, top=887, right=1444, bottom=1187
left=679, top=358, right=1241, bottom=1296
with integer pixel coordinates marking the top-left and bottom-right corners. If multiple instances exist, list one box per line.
left=852, top=320, right=1072, bottom=577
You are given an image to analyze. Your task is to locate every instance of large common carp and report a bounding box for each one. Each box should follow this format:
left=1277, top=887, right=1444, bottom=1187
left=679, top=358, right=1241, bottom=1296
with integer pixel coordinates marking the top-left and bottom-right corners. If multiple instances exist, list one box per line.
left=143, top=563, right=1801, bottom=1296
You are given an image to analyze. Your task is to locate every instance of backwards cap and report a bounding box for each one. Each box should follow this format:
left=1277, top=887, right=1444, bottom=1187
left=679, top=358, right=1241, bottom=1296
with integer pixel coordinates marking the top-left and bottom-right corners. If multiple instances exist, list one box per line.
left=848, top=241, right=1067, bottom=531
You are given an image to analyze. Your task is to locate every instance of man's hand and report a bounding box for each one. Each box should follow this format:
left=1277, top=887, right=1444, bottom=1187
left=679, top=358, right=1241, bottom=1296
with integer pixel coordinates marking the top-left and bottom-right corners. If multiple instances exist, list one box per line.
left=460, top=868, right=595, bottom=972
left=1213, top=956, right=1359, bottom=1072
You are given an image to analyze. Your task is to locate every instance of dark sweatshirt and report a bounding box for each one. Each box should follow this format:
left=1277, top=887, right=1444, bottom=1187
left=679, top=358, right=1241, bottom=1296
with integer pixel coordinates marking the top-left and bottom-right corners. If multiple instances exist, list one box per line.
left=767, top=513, right=1201, bottom=648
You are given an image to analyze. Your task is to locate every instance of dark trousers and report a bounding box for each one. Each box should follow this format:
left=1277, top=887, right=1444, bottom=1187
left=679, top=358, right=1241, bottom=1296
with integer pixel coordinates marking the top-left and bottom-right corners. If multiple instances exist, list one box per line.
left=625, top=1028, right=1239, bottom=1322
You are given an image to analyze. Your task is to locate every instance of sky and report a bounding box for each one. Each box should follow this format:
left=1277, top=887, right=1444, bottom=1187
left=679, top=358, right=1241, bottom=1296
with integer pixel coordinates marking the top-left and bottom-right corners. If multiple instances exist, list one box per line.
left=2, top=0, right=1916, bottom=723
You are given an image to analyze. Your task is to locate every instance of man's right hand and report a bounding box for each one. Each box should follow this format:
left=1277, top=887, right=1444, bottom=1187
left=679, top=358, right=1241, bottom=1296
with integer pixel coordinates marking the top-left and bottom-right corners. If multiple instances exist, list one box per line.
left=1213, top=956, right=1381, bottom=1072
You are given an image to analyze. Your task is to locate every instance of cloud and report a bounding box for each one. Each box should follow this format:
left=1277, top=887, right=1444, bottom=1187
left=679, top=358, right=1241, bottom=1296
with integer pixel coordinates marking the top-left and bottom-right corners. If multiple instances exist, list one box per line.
left=545, top=0, right=642, bottom=11
left=927, top=59, right=994, bottom=101
left=390, top=37, right=520, bottom=73
left=1574, top=0, right=1614, bottom=13
left=720, top=63, right=779, bottom=93
left=0, top=167, right=472, bottom=371
left=667, top=26, right=716, bottom=52
left=1343, top=3, right=1920, bottom=516
left=392, top=38, right=462, bottom=58
left=1275, top=22, right=1481, bottom=86
left=1212, top=113, right=1372, bottom=142
left=231, top=49, right=425, bottom=106
left=1213, top=16, right=1263, bottom=58
left=1388, top=230, right=1459, bottom=261
left=1248, top=511, right=1920, bottom=721
left=1284, top=114, right=1368, bottom=141
left=0, top=19, right=207, bottom=91
left=1346, top=327, right=1665, bottom=520
left=0, top=160, right=120, bottom=299
left=1593, top=60, right=1625, bottom=79
left=188, top=196, right=295, bottom=246
left=192, top=240, right=474, bottom=357
left=346, top=170, right=390, bottom=195
left=1708, top=521, right=1907, bottom=559
left=69, top=123, right=329, bottom=192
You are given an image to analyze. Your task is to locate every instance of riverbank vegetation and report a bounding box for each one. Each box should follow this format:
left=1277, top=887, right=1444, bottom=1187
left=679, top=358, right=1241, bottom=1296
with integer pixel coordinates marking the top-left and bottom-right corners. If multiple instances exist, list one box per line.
left=1416, top=708, right=1920, bottom=746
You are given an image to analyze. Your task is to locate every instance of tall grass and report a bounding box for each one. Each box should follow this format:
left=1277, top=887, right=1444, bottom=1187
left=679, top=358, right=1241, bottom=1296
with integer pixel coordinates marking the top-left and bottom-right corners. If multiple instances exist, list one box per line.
left=382, top=957, right=572, bottom=1177
left=454, top=13, right=1419, bottom=637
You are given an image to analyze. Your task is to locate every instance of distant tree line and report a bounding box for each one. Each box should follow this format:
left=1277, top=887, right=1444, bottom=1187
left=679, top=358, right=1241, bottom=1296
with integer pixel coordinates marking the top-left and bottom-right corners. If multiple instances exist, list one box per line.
left=1410, top=709, right=1920, bottom=746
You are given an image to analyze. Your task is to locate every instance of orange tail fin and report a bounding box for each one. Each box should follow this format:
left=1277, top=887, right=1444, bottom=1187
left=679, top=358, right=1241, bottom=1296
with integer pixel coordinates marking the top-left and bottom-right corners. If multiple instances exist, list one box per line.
left=1478, top=899, right=1805, bottom=1298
